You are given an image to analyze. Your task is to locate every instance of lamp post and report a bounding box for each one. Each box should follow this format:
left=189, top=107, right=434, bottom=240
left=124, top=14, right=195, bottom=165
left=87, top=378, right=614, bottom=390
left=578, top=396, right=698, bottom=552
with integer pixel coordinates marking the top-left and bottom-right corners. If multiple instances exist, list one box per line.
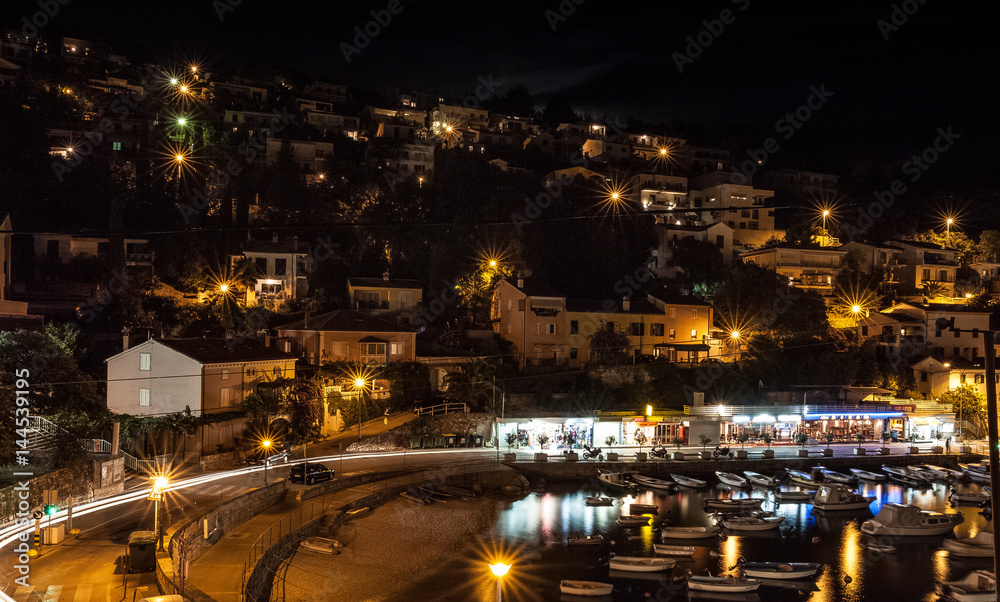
left=150, top=476, right=168, bottom=550
left=261, top=439, right=272, bottom=485
left=946, top=217, right=954, bottom=248
left=489, top=562, right=510, bottom=602
left=354, top=378, right=367, bottom=442
left=851, top=305, right=862, bottom=344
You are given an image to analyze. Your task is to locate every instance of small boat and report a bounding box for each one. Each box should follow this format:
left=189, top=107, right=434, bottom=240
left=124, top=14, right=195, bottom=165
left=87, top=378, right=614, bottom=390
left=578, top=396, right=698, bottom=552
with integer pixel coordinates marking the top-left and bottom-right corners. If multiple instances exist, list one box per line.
left=849, top=468, right=886, bottom=482
left=661, top=525, right=721, bottom=539
left=811, top=484, right=876, bottom=511
left=861, top=503, right=964, bottom=536
left=743, top=471, right=778, bottom=488
left=608, top=555, right=675, bottom=572
left=716, top=471, right=750, bottom=488
left=882, top=465, right=928, bottom=487
left=300, top=537, right=344, bottom=554
left=559, top=580, right=614, bottom=597
left=632, top=474, right=675, bottom=492
left=671, top=473, right=708, bottom=488
left=817, top=468, right=858, bottom=485
left=598, top=470, right=637, bottom=492
left=401, top=491, right=432, bottom=504
left=932, top=465, right=966, bottom=480
left=861, top=540, right=897, bottom=554
left=966, top=469, right=992, bottom=484
left=585, top=497, right=615, bottom=506
left=567, top=534, right=604, bottom=546
left=936, top=570, right=996, bottom=601
left=687, top=575, right=761, bottom=593
left=719, top=515, right=784, bottom=531
left=740, top=562, right=822, bottom=580
left=704, top=498, right=765, bottom=511
left=629, top=503, right=659, bottom=514
left=344, top=507, right=370, bottom=519
left=950, top=490, right=991, bottom=504
left=913, top=464, right=953, bottom=481
left=652, top=544, right=696, bottom=556
left=774, top=488, right=817, bottom=501
left=786, top=469, right=819, bottom=487
left=943, top=532, right=994, bottom=557
left=617, top=514, right=651, bottom=527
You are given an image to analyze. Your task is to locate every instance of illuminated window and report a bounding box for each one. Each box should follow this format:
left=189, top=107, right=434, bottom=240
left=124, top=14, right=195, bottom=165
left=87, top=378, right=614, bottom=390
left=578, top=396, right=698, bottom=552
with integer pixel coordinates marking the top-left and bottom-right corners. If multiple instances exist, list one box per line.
left=690, top=329, right=698, bottom=339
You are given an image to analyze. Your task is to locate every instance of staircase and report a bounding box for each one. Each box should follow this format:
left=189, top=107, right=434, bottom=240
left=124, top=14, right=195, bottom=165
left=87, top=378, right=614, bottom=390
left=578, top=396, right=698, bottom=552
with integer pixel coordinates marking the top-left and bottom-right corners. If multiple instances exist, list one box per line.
left=27, top=415, right=151, bottom=473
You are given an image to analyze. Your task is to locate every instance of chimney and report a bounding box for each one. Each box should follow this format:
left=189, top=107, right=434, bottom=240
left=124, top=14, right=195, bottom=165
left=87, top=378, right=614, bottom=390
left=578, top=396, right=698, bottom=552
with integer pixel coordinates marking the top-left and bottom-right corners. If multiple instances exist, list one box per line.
left=383, top=270, right=390, bottom=281
left=122, top=327, right=130, bottom=351
left=622, top=296, right=630, bottom=312
left=516, top=273, right=524, bottom=289
left=264, top=332, right=271, bottom=347
left=304, top=309, right=310, bottom=329
left=292, top=235, right=299, bottom=251
left=272, top=232, right=279, bottom=243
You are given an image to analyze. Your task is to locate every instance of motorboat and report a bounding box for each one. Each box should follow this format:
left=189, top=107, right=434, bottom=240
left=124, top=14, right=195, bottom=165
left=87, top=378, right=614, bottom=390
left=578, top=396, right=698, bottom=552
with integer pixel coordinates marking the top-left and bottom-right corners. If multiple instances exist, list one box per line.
left=817, top=467, right=859, bottom=485
left=559, top=580, right=614, bottom=596
left=965, top=468, right=992, bottom=484
left=810, top=484, right=876, bottom=511
left=719, top=515, right=784, bottom=531
left=849, top=468, right=886, bottom=482
left=716, top=471, right=750, bottom=488
left=911, top=464, right=952, bottom=481
left=585, top=497, right=615, bottom=506
left=950, top=490, right=991, bottom=504
left=608, top=555, right=676, bottom=572
left=861, top=503, right=964, bottom=536
left=882, top=464, right=929, bottom=487
left=629, top=503, right=659, bottom=514
left=671, top=474, right=708, bottom=488
left=860, top=540, right=897, bottom=554
left=773, top=488, right=817, bottom=501
left=631, top=474, right=676, bottom=492
left=739, top=562, right=822, bottom=580
left=742, top=471, right=778, bottom=488
left=704, top=498, right=765, bottom=511
left=687, top=575, right=762, bottom=593
left=653, top=544, right=696, bottom=556
left=936, top=570, right=996, bottom=601
left=786, top=469, right=819, bottom=487
left=930, top=464, right=966, bottom=479
left=661, top=525, right=721, bottom=539
left=616, top=514, right=651, bottom=527
left=567, top=534, right=604, bottom=546
left=944, top=532, right=994, bottom=557
left=598, top=470, right=637, bottom=492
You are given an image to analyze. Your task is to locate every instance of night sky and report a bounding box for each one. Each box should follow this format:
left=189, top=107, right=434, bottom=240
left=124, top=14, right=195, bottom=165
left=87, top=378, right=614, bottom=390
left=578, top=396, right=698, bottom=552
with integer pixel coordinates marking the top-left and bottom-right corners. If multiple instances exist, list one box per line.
left=1, top=0, right=994, bottom=172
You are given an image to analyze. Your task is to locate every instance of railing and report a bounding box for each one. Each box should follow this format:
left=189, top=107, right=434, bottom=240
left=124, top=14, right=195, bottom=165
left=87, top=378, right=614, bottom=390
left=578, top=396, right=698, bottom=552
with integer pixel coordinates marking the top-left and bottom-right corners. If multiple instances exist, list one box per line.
left=414, top=402, right=468, bottom=416
left=27, top=415, right=149, bottom=473
left=684, top=404, right=905, bottom=417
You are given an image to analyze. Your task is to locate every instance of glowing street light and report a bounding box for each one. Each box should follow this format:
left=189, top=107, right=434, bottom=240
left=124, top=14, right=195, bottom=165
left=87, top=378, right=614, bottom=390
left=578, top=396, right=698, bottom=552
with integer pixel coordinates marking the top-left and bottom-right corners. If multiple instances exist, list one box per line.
left=177, top=117, right=187, bottom=127
left=149, top=474, right=169, bottom=550
left=170, top=78, right=178, bottom=86
left=489, top=562, right=511, bottom=602
left=489, top=260, right=497, bottom=268
left=260, top=439, right=272, bottom=484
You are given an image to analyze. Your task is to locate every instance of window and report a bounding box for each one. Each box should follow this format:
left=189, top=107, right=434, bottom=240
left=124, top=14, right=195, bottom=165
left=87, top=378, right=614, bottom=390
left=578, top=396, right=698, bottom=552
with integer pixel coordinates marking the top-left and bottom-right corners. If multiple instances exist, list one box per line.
left=275, top=258, right=287, bottom=274
left=248, top=368, right=256, bottom=376
left=112, top=142, right=122, bottom=151
left=862, top=326, right=869, bottom=336
left=570, top=320, right=579, bottom=335
left=220, top=387, right=231, bottom=407
left=630, top=323, right=644, bottom=336
left=651, top=323, right=664, bottom=336
left=922, top=268, right=931, bottom=281
left=975, top=374, right=985, bottom=384
left=221, top=368, right=229, bottom=380
left=570, top=348, right=578, bottom=359
left=920, top=372, right=927, bottom=382
left=939, top=270, right=947, bottom=282
left=690, top=329, right=698, bottom=339
left=547, top=324, right=556, bottom=335
left=255, top=257, right=267, bottom=274
left=692, top=309, right=698, bottom=319
left=960, top=374, right=967, bottom=384
left=517, top=299, right=525, bottom=311
left=390, top=342, right=405, bottom=355
left=398, top=291, right=413, bottom=308
left=273, top=366, right=282, bottom=377
left=954, top=330, right=960, bottom=338
left=973, top=329, right=980, bottom=339
left=361, top=342, right=386, bottom=355
left=669, top=329, right=676, bottom=340
left=46, top=239, right=60, bottom=261
left=139, top=388, right=150, bottom=406
left=668, top=308, right=676, bottom=318
left=715, top=235, right=725, bottom=248
left=139, top=353, right=151, bottom=371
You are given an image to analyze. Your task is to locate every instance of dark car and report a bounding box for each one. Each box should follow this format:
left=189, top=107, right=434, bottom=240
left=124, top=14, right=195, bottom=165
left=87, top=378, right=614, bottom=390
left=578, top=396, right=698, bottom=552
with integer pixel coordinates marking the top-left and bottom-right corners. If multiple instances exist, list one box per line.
left=245, top=445, right=291, bottom=466
left=289, top=462, right=335, bottom=485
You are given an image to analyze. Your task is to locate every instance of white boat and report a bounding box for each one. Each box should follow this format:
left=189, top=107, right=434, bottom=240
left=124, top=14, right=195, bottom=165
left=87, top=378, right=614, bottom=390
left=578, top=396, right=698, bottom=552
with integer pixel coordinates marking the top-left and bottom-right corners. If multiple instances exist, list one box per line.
left=912, top=464, right=952, bottom=481
left=861, top=540, right=897, bottom=554
left=559, top=580, right=614, bottom=596
left=687, top=575, right=761, bottom=593
left=567, top=534, right=604, bottom=546
left=653, top=544, right=696, bottom=556
left=716, top=471, right=750, bottom=488
left=817, top=468, right=858, bottom=485
left=671, top=473, right=708, bottom=488
left=950, top=490, right=990, bottom=504
left=719, top=515, right=784, bottom=531
left=740, top=562, right=822, bottom=580
left=704, top=498, right=765, bottom=511
left=598, top=470, right=637, bottom=492
left=811, top=484, right=876, bottom=511
left=882, top=464, right=928, bottom=487
left=585, top=497, right=614, bottom=506
left=786, top=469, right=819, bottom=487
left=966, top=470, right=992, bottom=484
left=943, top=532, right=994, bottom=557
left=608, top=555, right=675, bottom=572
left=617, top=514, right=650, bottom=527
left=629, top=503, right=659, bottom=514
left=742, top=471, right=778, bottom=488
left=936, top=570, right=996, bottom=601
left=849, top=468, right=886, bottom=481
left=774, top=488, right=817, bottom=501
left=632, top=474, right=676, bottom=492
left=661, top=525, right=721, bottom=539
left=861, top=503, right=964, bottom=536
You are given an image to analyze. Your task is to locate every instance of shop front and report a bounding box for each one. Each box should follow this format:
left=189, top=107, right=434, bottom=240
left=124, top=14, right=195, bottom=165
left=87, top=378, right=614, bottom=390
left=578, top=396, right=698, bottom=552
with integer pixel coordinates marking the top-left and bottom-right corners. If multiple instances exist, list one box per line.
left=622, top=417, right=686, bottom=446
left=497, top=417, right=596, bottom=451
left=801, top=410, right=906, bottom=442
left=722, top=413, right=803, bottom=444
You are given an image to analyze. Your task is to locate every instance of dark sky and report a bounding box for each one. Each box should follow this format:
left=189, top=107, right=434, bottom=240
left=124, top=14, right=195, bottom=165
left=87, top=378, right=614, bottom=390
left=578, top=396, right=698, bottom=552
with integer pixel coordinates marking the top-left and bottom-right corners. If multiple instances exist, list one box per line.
left=2, top=0, right=994, bottom=171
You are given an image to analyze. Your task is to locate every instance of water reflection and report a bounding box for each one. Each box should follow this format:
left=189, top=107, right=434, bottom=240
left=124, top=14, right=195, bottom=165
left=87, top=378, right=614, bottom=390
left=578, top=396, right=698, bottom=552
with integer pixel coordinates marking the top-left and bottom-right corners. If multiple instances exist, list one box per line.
left=839, top=521, right=862, bottom=601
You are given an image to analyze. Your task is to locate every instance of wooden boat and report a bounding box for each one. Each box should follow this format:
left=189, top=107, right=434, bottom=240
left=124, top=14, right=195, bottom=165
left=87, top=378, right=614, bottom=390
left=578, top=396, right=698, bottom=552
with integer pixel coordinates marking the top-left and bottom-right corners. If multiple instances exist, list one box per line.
left=567, top=534, right=604, bottom=546
left=936, top=570, right=996, bottom=601
left=861, top=503, right=964, bottom=536
left=740, top=562, right=822, bottom=580
left=598, top=469, right=637, bottom=492
left=742, top=471, right=778, bottom=488
left=661, top=525, right=721, bottom=539
left=882, top=465, right=928, bottom=487
left=629, top=503, right=659, bottom=514
left=817, top=467, right=858, bottom=485
left=849, top=468, right=886, bottom=481
left=950, top=490, right=990, bottom=504
left=912, top=464, right=952, bottom=481
left=616, top=514, right=651, bottom=527
left=401, top=491, right=431, bottom=504
left=704, top=498, right=765, bottom=511
left=810, top=484, right=876, bottom=511
left=608, top=555, right=675, bottom=572
left=966, top=469, right=992, bottom=484
left=300, top=537, right=343, bottom=554
left=774, top=488, right=816, bottom=501
left=585, top=497, right=615, bottom=506
left=671, top=473, right=708, bottom=488
left=687, top=575, right=761, bottom=593
left=632, top=474, right=675, bottom=492
left=861, top=540, right=897, bottom=554
left=652, top=544, right=696, bottom=556
left=716, top=471, right=750, bottom=488
left=786, top=469, right=819, bottom=486
left=943, top=532, right=994, bottom=557
left=559, top=580, right=614, bottom=596
left=719, top=515, right=784, bottom=531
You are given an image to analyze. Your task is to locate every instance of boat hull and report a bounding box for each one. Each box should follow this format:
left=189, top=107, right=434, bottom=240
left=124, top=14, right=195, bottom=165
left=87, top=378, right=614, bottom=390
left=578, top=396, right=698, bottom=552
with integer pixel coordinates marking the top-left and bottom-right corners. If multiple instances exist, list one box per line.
left=560, top=580, right=614, bottom=596
left=721, top=519, right=783, bottom=531
left=661, top=526, right=720, bottom=539
left=688, top=577, right=761, bottom=593
left=741, top=563, right=821, bottom=580
left=861, top=520, right=962, bottom=536
left=671, top=474, right=708, bottom=488
left=704, top=498, right=765, bottom=511
left=608, top=557, right=675, bottom=572
left=653, top=544, right=696, bottom=556
left=849, top=469, right=886, bottom=481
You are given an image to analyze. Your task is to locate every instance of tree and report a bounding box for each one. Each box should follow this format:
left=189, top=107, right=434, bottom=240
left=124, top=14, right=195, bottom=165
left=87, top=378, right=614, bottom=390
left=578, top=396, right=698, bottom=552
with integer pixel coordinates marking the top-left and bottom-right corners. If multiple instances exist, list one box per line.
left=975, top=230, right=1000, bottom=263
left=671, top=237, right=725, bottom=286
left=921, top=281, right=948, bottom=301
left=797, top=432, right=808, bottom=448
left=699, top=434, right=712, bottom=452
left=541, top=92, right=577, bottom=124
left=825, top=432, right=835, bottom=451
left=588, top=321, right=632, bottom=365
left=634, top=429, right=647, bottom=453
left=444, top=359, right=502, bottom=412
left=910, top=229, right=975, bottom=260
left=382, top=361, right=431, bottom=411
left=940, top=384, right=986, bottom=438
left=284, top=378, right=323, bottom=455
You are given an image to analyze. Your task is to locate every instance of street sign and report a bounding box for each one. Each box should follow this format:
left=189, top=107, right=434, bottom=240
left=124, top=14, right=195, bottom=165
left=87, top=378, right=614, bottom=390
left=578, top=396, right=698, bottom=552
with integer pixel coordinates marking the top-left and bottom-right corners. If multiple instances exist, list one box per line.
left=148, top=481, right=164, bottom=501
left=31, top=510, right=43, bottom=520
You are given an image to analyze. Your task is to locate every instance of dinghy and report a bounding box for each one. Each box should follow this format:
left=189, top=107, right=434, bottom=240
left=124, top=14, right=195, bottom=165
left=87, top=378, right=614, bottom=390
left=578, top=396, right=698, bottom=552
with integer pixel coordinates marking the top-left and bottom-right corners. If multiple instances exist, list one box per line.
left=585, top=496, right=614, bottom=506
left=943, top=532, right=994, bottom=557
left=671, top=473, right=708, bottom=488
left=661, top=525, right=720, bottom=539
left=629, top=503, right=659, bottom=514
left=567, top=534, right=604, bottom=546
left=740, top=562, right=822, bottom=580
left=616, top=514, right=650, bottom=527
left=849, top=468, right=886, bottom=481
left=632, top=474, right=676, bottom=492
left=786, top=469, right=819, bottom=487
left=608, top=555, right=675, bottom=572
left=559, top=580, right=614, bottom=596
left=742, top=471, right=778, bottom=488
left=774, top=488, right=816, bottom=501
left=704, top=498, right=765, bottom=511
left=687, top=575, right=761, bottom=593
left=653, top=544, right=696, bottom=556
left=719, top=515, right=784, bottom=531
left=936, top=570, right=996, bottom=601
left=716, top=471, right=750, bottom=488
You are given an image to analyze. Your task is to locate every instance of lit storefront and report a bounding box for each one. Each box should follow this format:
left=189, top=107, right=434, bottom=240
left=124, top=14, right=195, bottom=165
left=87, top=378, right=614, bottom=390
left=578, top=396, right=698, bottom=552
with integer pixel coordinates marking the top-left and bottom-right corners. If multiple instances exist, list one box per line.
left=688, top=404, right=913, bottom=443
left=497, top=418, right=596, bottom=450
left=623, top=417, right=687, bottom=446
left=722, top=413, right=803, bottom=443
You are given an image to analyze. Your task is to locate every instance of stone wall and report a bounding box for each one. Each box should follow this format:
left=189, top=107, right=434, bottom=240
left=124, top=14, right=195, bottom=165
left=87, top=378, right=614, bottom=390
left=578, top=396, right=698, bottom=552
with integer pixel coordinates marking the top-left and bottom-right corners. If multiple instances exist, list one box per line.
left=295, top=468, right=419, bottom=503
left=198, top=450, right=245, bottom=471
left=0, top=456, right=124, bottom=526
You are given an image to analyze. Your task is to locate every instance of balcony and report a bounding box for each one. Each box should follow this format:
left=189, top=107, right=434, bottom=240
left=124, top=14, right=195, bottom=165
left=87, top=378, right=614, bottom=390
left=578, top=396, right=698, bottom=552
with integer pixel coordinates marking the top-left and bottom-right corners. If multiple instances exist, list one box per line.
left=356, top=299, right=390, bottom=311
left=126, top=253, right=153, bottom=265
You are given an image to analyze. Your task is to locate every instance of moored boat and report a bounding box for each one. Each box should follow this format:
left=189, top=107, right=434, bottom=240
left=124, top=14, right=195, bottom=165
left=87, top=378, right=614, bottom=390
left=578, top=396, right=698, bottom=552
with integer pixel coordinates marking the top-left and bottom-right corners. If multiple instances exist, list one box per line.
left=629, top=503, right=659, bottom=514
left=653, top=544, right=696, bottom=556
left=617, top=514, right=651, bottom=527
left=742, top=471, right=778, bottom=488
left=716, top=471, right=750, bottom=488
left=860, top=503, right=964, bottom=536
left=585, top=496, right=614, bottom=506
left=950, top=490, right=990, bottom=504
left=559, top=580, right=614, bottom=596
left=631, top=474, right=676, bottom=492
left=598, top=469, right=637, bottom=492
left=608, top=555, right=675, bottom=572
left=704, top=498, right=765, bottom=511
left=943, top=532, right=994, bottom=557
left=671, top=473, right=708, bottom=488
left=719, top=515, right=784, bottom=531
left=773, top=488, right=816, bottom=501
left=817, top=467, right=859, bottom=485
left=849, top=468, right=886, bottom=481
left=810, top=484, right=876, bottom=511
left=687, top=575, right=761, bottom=593
left=786, top=469, right=819, bottom=487
left=661, top=525, right=721, bottom=539
left=740, top=562, right=822, bottom=580
left=936, top=570, right=996, bottom=601
left=567, top=534, right=604, bottom=546
left=882, top=464, right=928, bottom=487
left=911, top=464, right=952, bottom=481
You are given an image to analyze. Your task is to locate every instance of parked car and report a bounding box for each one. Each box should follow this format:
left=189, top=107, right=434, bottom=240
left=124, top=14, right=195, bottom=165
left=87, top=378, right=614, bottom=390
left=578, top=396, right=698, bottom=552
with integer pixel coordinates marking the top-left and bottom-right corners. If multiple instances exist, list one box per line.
left=245, top=445, right=291, bottom=466
left=289, top=462, right=335, bottom=485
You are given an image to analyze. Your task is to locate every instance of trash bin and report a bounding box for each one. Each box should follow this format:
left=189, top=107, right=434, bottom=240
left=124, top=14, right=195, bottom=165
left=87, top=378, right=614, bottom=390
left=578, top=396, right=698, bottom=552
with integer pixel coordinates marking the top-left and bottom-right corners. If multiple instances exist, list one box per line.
left=126, top=531, right=157, bottom=573
left=472, top=435, right=484, bottom=448
left=444, top=434, right=457, bottom=448
left=410, top=436, right=422, bottom=449
left=457, top=435, right=468, bottom=447
left=433, top=436, right=445, bottom=448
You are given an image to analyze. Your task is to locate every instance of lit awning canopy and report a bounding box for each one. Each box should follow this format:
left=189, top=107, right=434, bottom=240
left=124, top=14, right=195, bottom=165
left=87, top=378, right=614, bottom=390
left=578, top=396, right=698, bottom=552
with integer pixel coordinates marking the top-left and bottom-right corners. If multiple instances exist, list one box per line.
left=804, top=412, right=905, bottom=420
left=910, top=416, right=943, bottom=425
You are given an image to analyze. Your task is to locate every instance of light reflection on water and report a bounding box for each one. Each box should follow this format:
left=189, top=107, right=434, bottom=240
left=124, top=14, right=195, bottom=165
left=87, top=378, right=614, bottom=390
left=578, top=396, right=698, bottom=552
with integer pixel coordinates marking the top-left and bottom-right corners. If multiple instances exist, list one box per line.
left=472, top=477, right=993, bottom=600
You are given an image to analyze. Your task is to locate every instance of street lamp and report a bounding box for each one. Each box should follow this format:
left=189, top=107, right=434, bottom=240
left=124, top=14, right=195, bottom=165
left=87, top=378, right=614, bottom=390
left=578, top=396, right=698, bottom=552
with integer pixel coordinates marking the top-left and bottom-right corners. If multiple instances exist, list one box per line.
left=150, top=475, right=168, bottom=550
left=261, top=439, right=272, bottom=484
left=489, top=562, right=510, bottom=602
left=822, top=209, right=830, bottom=232
left=354, top=378, right=368, bottom=442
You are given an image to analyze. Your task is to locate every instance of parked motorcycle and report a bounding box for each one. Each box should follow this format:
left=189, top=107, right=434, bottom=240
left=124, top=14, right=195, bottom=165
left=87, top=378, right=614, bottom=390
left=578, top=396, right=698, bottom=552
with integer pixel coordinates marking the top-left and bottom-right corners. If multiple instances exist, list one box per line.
left=649, top=445, right=669, bottom=458
left=582, top=445, right=604, bottom=461
left=713, top=444, right=735, bottom=458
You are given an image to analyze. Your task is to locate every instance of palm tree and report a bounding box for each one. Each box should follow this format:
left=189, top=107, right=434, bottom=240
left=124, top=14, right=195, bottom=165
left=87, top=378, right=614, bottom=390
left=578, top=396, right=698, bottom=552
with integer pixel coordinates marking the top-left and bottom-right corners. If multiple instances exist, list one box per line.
left=922, top=281, right=948, bottom=301
left=444, top=358, right=502, bottom=412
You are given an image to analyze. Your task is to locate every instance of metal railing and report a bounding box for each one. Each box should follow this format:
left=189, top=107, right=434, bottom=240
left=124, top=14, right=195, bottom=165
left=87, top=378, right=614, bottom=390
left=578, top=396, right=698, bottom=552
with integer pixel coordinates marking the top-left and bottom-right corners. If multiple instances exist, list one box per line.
left=28, top=415, right=149, bottom=473
left=414, top=402, right=469, bottom=416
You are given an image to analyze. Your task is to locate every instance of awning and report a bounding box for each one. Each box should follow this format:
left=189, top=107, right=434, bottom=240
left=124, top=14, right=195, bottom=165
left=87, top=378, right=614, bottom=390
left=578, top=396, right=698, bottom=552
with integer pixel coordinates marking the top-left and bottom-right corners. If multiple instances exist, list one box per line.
left=530, top=299, right=562, bottom=309
left=910, top=417, right=943, bottom=425
left=358, top=336, right=388, bottom=343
